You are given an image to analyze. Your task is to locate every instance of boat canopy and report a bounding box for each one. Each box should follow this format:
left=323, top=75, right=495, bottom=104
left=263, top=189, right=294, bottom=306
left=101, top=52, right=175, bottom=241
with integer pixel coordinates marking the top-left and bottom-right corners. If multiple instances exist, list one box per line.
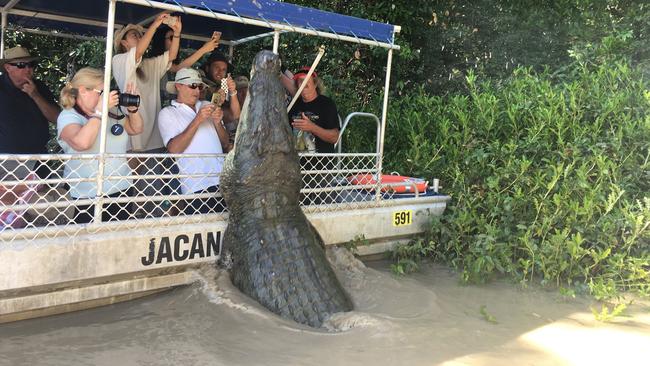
left=0, top=0, right=398, bottom=197
left=0, top=0, right=398, bottom=48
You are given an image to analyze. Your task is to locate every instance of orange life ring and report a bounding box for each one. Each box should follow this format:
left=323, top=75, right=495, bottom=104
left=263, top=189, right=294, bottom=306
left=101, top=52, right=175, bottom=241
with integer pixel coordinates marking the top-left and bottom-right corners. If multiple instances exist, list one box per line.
left=346, top=174, right=428, bottom=193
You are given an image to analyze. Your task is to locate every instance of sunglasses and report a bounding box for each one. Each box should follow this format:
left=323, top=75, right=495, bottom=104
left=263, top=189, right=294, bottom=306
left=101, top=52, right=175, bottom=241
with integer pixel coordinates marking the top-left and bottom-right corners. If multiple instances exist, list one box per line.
left=93, top=88, right=104, bottom=95
left=9, top=61, right=37, bottom=69
left=185, top=83, right=205, bottom=91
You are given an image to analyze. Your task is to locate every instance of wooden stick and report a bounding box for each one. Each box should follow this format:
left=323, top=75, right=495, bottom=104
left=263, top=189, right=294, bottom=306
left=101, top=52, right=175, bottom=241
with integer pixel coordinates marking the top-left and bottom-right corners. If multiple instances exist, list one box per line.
left=287, top=46, right=325, bottom=112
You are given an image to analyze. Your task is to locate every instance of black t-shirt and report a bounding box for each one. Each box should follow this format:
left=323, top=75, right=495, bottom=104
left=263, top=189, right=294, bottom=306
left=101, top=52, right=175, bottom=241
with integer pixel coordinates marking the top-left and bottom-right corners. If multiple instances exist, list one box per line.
left=0, top=73, right=55, bottom=154
left=288, top=94, right=339, bottom=153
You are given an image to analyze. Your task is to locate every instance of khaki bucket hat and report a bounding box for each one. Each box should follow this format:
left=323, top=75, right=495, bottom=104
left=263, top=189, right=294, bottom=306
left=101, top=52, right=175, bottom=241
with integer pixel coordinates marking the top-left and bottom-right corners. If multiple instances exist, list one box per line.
left=113, top=24, right=145, bottom=53
left=0, top=46, right=39, bottom=66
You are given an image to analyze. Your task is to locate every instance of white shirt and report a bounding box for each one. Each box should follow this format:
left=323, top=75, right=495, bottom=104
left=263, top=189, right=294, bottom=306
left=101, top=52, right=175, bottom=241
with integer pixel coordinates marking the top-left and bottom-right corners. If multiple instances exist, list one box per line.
left=158, top=100, right=224, bottom=194
left=112, top=47, right=170, bottom=152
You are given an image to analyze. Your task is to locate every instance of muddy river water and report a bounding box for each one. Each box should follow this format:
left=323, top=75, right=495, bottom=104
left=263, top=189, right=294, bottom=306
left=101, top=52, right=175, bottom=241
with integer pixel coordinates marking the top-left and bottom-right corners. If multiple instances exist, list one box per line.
left=1, top=248, right=649, bottom=366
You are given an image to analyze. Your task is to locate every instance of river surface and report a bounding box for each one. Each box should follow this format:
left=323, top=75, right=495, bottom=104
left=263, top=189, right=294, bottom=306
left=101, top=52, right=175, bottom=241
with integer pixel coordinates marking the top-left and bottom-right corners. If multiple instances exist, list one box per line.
left=1, top=248, right=649, bottom=366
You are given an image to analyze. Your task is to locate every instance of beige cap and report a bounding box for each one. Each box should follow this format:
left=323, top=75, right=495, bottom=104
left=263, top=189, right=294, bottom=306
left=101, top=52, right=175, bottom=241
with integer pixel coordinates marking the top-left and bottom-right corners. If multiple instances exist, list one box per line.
left=113, top=24, right=145, bottom=53
left=165, top=68, right=207, bottom=94
left=0, top=46, right=38, bottom=66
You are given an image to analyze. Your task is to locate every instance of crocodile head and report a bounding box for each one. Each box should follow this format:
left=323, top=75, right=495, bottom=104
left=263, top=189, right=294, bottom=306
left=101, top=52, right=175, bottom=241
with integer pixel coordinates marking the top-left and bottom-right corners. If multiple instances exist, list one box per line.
left=235, top=50, right=294, bottom=158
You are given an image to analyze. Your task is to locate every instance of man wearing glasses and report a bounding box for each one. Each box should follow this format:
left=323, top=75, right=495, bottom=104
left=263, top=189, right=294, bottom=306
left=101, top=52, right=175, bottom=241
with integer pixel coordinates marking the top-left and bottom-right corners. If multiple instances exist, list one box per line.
left=0, top=46, right=60, bottom=160
left=158, top=68, right=230, bottom=214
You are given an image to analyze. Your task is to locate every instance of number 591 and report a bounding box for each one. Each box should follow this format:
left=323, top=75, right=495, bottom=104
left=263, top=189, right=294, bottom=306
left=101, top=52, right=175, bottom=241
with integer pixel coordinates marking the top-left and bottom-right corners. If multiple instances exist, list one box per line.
left=392, top=210, right=412, bottom=227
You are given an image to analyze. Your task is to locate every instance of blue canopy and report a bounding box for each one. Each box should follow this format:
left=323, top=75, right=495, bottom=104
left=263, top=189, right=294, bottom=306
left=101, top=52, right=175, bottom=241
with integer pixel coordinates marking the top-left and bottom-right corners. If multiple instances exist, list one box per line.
left=0, top=0, right=397, bottom=47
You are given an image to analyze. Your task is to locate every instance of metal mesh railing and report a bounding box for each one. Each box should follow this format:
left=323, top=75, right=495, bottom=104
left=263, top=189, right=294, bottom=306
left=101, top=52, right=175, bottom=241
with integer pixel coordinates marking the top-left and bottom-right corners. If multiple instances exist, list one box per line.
left=0, top=151, right=430, bottom=242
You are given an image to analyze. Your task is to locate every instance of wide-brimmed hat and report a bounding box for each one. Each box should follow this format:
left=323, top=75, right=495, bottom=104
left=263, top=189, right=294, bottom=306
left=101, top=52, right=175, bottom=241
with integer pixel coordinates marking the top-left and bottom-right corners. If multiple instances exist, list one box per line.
left=113, top=24, right=145, bottom=53
left=165, top=68, right=207, bottom=94
left=0, top=46, right=38, bottom=66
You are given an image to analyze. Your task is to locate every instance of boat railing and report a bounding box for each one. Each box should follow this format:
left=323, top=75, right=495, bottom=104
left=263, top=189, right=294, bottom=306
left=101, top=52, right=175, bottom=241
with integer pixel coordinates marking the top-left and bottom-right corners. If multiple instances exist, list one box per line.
left=335, top=112, right=381, bottom=156
left=0, top=151, right=430, bottom=242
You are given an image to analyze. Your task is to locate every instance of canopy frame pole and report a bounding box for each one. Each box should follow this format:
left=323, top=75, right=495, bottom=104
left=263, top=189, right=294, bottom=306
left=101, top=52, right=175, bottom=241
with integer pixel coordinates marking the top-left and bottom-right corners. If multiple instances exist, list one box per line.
left=272, top=30, right=280, bottom=54
left=1, top=12, right=6, bottom=58
left=1, top=0, right=22, bottom=58
left=375, top=48, right=393, bottom=202
left=93, top=0, right=118, bottom=224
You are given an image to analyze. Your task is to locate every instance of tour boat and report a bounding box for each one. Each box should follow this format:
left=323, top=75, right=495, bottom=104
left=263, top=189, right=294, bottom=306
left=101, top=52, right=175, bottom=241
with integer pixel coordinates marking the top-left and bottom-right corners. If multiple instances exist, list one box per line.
left=0, top=0, right=450, bottom=323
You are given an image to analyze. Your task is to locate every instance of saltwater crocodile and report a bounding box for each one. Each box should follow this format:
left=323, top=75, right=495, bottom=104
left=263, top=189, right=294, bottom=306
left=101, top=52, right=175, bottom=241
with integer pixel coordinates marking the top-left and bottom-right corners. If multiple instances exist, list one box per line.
left=220, top=50, right=353, bottom=328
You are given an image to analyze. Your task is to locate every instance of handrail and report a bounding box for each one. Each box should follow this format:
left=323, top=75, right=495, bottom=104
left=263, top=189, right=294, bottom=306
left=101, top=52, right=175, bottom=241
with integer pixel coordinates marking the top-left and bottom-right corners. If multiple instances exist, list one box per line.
left=335, top=112, right=381, bottom=155
left=334, top=112, right=382, bottom=198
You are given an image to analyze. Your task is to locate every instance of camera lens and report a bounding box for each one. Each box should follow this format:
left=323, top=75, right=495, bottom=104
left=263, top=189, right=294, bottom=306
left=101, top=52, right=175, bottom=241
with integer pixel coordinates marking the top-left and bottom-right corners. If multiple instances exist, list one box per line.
left=118, top=93, right=140, bottom=108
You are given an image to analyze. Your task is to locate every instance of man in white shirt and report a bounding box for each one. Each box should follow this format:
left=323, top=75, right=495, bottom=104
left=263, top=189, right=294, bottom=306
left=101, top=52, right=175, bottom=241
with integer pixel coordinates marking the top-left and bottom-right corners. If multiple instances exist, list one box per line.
left=158, top=68, right=230, bottom=214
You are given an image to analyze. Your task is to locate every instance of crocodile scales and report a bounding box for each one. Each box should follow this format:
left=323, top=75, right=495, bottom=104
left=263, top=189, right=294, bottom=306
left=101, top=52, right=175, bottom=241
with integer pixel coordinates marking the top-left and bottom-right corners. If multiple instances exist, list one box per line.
left=220, top=50, right=353, bottom=328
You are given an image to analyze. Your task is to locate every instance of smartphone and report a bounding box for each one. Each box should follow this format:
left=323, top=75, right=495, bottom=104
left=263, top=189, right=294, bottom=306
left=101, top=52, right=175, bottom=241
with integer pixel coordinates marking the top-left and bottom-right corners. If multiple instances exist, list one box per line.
left=163, top=16, right=177, bottom=27
left=212, top=31, right=222, bottom=41
left=211, top=90, right=224, bottom=106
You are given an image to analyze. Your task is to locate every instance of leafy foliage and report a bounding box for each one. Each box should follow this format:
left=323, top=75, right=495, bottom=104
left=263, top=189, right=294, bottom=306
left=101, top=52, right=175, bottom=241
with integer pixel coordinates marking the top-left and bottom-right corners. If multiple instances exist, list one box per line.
left=388, top=54, right=649, bottom=298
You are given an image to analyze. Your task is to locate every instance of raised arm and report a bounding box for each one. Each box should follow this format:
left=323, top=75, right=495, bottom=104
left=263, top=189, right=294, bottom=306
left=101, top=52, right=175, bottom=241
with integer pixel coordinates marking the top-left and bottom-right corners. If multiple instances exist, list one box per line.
left=59, top=91, right=120, bottom=151
left=59, top=118, right=101, bottom=151
left=225, top=75, right=241, bottom=120
left=136, top=13, right=169, bottom=63
left=21, top=79, right=61, bottom=123
left=123, top=83, right=144, bottom=135
left=170, top=33, right=219, bottom=73
left=166, top=16, right=183, bottom=65
left=280, top=71, right=297, bottom=97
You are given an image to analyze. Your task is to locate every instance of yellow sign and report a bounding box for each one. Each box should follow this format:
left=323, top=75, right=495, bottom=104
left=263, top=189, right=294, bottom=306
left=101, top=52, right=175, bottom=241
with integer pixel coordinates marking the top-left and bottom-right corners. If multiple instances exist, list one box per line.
left=392, top=210, right=413, bottom=227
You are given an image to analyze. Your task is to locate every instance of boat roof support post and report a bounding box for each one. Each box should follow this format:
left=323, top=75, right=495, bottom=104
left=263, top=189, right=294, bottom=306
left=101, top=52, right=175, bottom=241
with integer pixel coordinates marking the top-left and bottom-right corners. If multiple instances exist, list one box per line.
left=375, top=48, right=394, bottom=201
left=93, top=0, right=118, bottom=224
left=228, top=44, right=233, bottom=62
left=1, top=11, right=6, bottom=59
left=272, top=30, right=280, bottom=54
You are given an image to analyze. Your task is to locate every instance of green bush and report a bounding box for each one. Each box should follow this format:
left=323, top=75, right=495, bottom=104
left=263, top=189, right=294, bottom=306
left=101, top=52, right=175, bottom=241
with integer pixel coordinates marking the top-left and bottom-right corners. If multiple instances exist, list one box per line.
left=386, top=59, right=649, bottom=298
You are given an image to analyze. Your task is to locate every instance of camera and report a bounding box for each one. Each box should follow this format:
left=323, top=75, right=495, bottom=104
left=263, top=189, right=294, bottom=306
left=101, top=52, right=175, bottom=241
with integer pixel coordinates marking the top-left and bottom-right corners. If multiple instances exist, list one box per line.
left=117, top=92, right=140, bottom=108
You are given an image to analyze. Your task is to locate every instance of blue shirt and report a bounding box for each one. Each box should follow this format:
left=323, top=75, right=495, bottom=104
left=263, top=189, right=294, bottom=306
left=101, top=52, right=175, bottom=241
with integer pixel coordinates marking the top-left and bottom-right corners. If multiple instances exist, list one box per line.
left=57, top=108, right=132, bottom=198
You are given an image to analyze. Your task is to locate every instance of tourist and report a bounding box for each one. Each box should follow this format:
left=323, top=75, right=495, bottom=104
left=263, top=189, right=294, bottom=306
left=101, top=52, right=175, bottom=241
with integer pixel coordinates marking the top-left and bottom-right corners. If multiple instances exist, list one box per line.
left=57, top=68, right=143, bottom=223
left=112, top=13, right=181, bottom=217
left=158, top=68, right=229, bottom=214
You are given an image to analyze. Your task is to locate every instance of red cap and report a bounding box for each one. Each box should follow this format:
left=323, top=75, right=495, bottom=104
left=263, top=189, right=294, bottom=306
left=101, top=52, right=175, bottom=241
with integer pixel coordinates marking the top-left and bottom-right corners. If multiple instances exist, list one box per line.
left=292, top=66, right=317, bottom=80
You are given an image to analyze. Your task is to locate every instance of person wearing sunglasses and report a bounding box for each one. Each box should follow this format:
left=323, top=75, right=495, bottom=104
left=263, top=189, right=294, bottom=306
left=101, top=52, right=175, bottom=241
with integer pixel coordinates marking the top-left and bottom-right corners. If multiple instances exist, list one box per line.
left=56, top=68, right=143, bottom=224
left=0, top=46, right=60, bottom=170
left=150, top=24, right=220, bottom=106
left=158, top=68, right=230, bottom=215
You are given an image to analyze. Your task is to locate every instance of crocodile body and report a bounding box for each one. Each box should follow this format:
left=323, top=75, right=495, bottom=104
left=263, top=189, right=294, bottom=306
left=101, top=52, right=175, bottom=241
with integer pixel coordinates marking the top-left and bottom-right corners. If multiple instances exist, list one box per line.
left=220, top=50, right=352, bottom=328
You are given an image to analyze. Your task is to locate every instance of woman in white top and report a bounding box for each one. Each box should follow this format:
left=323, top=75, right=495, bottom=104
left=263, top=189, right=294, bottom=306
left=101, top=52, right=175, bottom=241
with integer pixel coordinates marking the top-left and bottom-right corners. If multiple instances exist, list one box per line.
left=57, top=67, right=143, bottom=224
left=150, top=24, right=220, bottom=105
left=112, top=13, right=181, bottom=152
left=112, top=13, right=181, bottom=217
